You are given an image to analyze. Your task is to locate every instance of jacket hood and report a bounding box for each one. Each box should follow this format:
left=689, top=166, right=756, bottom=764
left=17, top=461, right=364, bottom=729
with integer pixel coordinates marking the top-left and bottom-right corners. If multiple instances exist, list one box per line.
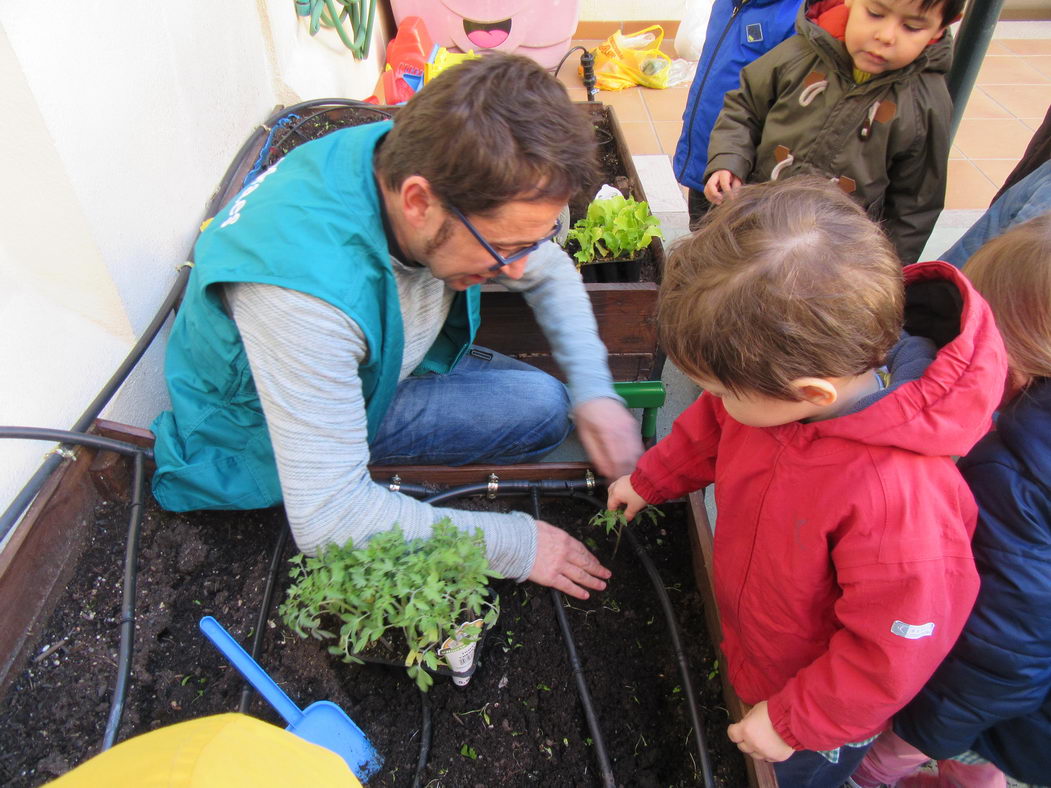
left=786, top=261, right=1007, bottom=457
left=799, top=0, right=953, bottom=81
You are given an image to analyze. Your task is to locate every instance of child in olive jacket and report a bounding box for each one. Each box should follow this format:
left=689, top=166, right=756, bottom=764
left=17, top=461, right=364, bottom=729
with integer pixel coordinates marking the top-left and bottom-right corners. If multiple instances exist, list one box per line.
left=704, top=0, right=961, bottom=263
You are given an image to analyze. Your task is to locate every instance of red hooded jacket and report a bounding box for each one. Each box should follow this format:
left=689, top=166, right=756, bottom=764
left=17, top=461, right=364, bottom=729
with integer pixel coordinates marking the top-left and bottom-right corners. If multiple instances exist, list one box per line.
left=630, top=262, right=1007, bottom=750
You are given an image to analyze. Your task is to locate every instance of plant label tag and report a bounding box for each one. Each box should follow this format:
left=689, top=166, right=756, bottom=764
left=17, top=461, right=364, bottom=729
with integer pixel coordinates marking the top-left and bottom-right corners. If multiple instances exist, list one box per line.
left=440, top=619, right=484, bottom=686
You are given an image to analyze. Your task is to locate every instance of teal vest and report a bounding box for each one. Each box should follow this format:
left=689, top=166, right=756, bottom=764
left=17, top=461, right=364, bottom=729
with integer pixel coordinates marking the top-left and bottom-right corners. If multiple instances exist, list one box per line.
left=151, top=122, right=480, bottom=511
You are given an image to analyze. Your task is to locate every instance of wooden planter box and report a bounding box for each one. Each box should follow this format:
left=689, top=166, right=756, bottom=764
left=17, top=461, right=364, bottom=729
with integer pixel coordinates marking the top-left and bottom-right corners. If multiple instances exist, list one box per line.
left=0, top=421, right=771, bottom=786
left=475, top=102, right=666, bottom=383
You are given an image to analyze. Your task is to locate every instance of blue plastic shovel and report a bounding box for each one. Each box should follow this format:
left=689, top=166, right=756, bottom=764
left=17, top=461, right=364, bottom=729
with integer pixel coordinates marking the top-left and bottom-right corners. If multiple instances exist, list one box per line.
left=199, top=616, right=383, bottom=781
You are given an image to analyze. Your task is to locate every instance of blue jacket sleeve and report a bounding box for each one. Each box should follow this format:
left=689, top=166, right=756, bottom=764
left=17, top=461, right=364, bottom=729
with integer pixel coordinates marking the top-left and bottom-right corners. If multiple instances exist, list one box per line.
left=894, top=455, right=1051, bottom=759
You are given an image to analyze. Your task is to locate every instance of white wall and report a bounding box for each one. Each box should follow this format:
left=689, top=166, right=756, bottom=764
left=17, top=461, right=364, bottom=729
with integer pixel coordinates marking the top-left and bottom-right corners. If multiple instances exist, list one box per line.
left=0, top=1, right=388, bottom=523
left=580, top=0, right=686, bottom=21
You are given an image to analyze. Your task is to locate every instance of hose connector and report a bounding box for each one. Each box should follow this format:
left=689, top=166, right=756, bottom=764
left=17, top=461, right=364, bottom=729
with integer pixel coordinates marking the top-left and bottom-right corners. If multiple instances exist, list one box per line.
left=580, top=50, right=598, bottom=101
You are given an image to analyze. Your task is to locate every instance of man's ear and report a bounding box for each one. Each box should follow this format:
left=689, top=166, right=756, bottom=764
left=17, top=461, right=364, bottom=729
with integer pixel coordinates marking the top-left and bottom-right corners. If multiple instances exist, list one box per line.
left=398, top=175, right=440, bottom=230
left=790, top=377, right=839, bottom=408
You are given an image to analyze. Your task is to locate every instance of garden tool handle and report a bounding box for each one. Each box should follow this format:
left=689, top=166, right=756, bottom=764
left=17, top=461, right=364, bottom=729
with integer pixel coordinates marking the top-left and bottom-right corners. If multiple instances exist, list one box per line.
left=199, top=616, right=304, bottom=726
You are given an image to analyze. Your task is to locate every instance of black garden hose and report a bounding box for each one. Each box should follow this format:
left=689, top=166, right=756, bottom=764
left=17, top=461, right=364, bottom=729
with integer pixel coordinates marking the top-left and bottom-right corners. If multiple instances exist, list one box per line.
left=554, top=45, right=598, bottom=101
left=410, top=687, right=432, bottom=788
left=0, top=429, right=150, bottom=750
left=396, top=479, right=606, bottom=786
left=0, top=427, right=152, bottom=458
left=569, top=491, right=716, bottom=788
left=239, top=524, right=291, bottom=715
left=530, top=487, right=616, bottom=787
left=102, top=450, right=146, bottom=750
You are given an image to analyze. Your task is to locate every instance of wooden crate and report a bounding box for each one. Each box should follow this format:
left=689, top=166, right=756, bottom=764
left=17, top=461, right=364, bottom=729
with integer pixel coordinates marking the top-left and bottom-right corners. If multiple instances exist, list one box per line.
left=475, top=102, right=666, bottom=382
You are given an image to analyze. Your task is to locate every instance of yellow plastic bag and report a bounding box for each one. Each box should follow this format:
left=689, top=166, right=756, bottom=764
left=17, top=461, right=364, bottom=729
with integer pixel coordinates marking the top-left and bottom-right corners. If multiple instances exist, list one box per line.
left=585, top=26, right=672, bottom=91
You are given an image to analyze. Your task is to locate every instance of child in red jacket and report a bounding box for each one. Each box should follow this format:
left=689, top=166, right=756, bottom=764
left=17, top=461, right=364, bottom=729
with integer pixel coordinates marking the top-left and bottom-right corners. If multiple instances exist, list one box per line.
left=607, top=178, right=1007, bottom=788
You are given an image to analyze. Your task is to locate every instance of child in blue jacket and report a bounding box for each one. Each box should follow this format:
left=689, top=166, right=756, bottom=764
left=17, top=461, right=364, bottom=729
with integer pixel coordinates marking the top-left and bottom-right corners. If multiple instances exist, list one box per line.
left=672, top=0, right=802, bottom=225
left=852, top=212, right=1051, bottom=787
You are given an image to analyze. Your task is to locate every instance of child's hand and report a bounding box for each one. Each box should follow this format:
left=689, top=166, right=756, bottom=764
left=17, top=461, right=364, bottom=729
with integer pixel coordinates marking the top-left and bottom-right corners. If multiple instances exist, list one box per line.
left=704, top=170, right=742, bottom=204
left=727, top=701, right=794, bottom=762
left=606, top=475, right=648, bottom=521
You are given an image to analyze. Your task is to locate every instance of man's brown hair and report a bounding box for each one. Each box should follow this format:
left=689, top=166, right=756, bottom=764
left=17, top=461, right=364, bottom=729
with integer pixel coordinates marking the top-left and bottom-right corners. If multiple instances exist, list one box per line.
left=964, top=212, right=1051, bottom=387
left=376, top=53, right=599, bottom=216
left=659, top=177, right=904, bottom=401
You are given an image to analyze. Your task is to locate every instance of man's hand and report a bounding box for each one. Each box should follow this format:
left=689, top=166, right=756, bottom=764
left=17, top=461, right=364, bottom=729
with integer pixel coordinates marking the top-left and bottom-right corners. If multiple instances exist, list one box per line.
left=727, top=701, right=795, bottom=762
left=573, top=398, right=644, bottom=479
left=704, top=170, right=742, bottom=205
left=528, top=520, right=612, bottom=599
left=606, top=474, right=648, bottom=521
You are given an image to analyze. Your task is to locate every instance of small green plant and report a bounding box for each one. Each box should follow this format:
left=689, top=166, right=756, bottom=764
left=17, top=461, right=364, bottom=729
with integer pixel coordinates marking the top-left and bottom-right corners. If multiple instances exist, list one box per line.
left=279, top=518, right=500, bottom=691
left=459, top=743, right=478, bottom=760
left=564, top=195, right=663, bottom=265
left=589, top=505, right=664, bottom=556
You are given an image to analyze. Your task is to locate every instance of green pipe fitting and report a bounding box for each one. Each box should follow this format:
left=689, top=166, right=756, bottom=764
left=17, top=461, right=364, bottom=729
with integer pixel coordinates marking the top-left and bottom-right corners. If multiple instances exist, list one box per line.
left=613, top=381, right=666, bottom=442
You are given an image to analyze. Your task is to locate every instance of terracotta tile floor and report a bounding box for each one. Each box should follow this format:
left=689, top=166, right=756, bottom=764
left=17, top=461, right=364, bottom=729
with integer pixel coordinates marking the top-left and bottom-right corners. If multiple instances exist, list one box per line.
left=560, top=26, right=1051, bottom=210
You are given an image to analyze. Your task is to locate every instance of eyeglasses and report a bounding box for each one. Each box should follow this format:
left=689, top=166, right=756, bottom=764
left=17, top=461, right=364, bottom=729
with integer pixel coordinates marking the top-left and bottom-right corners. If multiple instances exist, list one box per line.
left=449, top=205, right=562, bottom=272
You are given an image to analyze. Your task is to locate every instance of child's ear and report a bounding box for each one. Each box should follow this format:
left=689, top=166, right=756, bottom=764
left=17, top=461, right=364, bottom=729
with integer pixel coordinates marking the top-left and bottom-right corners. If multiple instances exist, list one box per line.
left=790, top=377, right=838, bottom=408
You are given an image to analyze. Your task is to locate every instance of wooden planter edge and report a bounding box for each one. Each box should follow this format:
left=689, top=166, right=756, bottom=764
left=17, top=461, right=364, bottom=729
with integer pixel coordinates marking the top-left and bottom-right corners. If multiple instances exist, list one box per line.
left=688, top=490, right=778, bottom=788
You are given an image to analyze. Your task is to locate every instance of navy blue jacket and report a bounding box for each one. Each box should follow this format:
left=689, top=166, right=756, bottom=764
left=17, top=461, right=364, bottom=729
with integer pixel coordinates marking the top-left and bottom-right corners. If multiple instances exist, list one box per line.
left=894, top=379, right=1051, bottom=785
left=673, top=0, right=802, bottom=192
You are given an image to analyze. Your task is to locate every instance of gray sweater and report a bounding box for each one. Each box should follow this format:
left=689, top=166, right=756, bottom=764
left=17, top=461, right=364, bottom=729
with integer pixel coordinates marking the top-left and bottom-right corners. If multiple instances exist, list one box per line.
left=227, top=241, right=615, bottom=582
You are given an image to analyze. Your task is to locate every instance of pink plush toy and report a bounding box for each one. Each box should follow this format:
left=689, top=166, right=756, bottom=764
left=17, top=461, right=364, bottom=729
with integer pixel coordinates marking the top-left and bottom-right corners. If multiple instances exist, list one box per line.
left=390, top=0, right=580, bottom=69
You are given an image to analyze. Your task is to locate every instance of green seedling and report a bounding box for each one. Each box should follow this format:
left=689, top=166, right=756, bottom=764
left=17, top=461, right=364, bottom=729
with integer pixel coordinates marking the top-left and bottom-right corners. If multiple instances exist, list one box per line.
left=589, top=505, right=664, bottom=556
left=454, top=704, right=492, bottom=727
left=708, top=659, right=720, bottom=680
left=459, top=743, right=478, bottom=760
left=279, top=518, right=501, bottom=692
left=564, top=195, right=663, bottom=265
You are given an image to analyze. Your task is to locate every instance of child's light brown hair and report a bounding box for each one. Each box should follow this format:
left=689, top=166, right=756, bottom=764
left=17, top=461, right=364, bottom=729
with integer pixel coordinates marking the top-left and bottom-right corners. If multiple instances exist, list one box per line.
left=659, top=177, right=904, bottom=400
left=963, top=212, right=1051, bottom=388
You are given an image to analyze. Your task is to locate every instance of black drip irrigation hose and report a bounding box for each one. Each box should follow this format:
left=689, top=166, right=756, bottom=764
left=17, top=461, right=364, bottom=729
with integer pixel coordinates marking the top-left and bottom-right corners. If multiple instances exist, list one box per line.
left=0, top=429, right=152, bottom=751
left=236, top=475, right=707, bottom=785
left=530, top=487, right=616, bottom=787
left=102, top=451, right=146, bottom=750
left=400, top=480, right=614, bottom=784
left=568, top=491, right=716, bottom=788
left=0, top=427, right=152, bottom=459
left=239, top=525, right=290, bottom=715
left=410, top=687, right=432, bottom=788
left=554, top=45, right=598, bottom=101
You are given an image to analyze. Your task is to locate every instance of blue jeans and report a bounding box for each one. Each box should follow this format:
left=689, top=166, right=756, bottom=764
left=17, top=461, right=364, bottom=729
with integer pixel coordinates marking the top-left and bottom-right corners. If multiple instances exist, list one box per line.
left=369, top=346, right=572, bottom=465
left=941, top=159, right=1051, bottom=268
left=772, top=743, right=872, bottom=788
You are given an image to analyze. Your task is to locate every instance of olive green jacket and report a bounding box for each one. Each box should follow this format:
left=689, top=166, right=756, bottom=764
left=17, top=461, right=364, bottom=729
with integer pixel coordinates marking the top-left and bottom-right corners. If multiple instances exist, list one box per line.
left=706, top=1, right=952, bottom=263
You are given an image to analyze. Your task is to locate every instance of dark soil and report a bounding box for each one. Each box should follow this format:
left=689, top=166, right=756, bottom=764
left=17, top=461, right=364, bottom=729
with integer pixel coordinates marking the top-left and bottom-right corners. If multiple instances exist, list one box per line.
left=0, top=487, right=747, bottom=787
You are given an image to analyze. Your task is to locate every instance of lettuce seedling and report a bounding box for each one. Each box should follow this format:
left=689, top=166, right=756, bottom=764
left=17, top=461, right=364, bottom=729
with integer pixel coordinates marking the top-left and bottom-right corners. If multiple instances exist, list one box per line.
left=280, top=518, right=501, bottom=691
left=564, top=195, right=663, bottom=265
